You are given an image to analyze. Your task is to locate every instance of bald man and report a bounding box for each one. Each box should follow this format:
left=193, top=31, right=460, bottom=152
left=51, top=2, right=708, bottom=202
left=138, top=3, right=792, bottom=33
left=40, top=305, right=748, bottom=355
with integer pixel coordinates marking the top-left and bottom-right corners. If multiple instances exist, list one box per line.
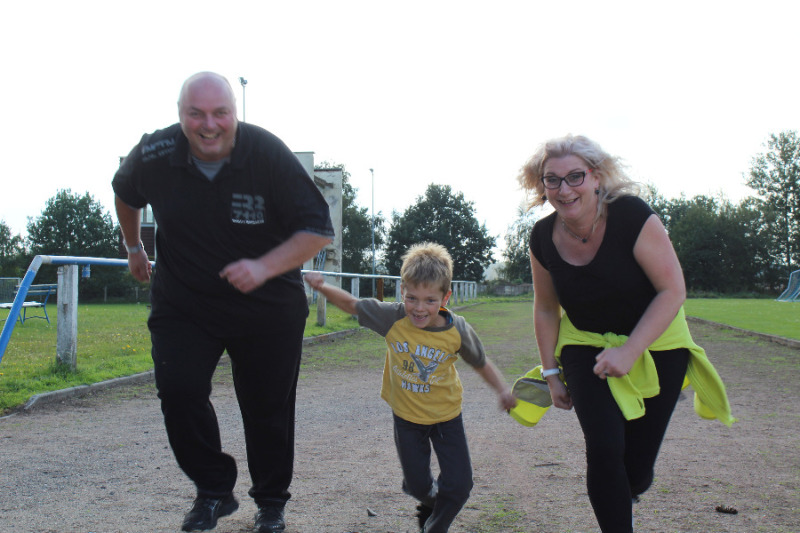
left=113, top=72, right=333, bottom=532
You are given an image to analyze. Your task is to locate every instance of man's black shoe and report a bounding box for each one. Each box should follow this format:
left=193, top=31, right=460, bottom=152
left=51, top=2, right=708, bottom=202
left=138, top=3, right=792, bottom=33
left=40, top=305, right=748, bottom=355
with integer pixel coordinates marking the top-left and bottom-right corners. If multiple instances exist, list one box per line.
left=254, top=504, right=286, bottom=532
left=181, top=494, right=239, bottom=532
left=415, top=503, right=433, bottom=529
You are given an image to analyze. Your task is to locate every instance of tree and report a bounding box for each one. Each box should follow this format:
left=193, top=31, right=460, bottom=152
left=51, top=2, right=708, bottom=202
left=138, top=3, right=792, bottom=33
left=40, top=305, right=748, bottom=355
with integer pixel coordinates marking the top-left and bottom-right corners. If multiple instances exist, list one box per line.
left=501, top=205, right=538, bottom=283
left=733, top=196, right=784, bottom=292
left=658, top=194, right=773, bottom=294
left=385, top=184, right=495, bottom=281
left=663, top=196, right=721, bottom=292
left=641, top=183, right=671, bottom=225
left=27, top=190, right=127, bottom=299
left=746, top=131, right=800, bottom=271
left=0, top=220, right=27, bottom=277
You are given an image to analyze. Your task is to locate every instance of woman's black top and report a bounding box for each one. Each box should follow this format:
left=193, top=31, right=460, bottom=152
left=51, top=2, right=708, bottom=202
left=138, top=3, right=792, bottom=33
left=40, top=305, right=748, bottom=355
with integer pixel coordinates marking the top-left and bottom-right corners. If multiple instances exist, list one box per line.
left=530, top=196, right=657, bottom=336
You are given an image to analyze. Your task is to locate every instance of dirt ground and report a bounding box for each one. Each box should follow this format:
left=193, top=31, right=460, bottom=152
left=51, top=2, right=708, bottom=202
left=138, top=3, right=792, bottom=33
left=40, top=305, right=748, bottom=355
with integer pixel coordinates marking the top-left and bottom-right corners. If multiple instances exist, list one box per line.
left=0, top=305, right=798, bottom=533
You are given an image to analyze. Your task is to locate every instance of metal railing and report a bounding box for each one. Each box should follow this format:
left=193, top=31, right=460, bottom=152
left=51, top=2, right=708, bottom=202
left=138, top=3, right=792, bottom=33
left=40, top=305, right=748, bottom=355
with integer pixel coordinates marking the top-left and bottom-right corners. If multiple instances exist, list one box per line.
left=305, top=270, right=478, bottom=326
left=0, top=256, right=478, bottom=367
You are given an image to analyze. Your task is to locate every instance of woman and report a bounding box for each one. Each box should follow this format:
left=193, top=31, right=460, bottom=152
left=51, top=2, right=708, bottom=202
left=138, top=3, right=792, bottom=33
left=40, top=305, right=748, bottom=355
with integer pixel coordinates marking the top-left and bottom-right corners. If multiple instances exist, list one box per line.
left=519, top=134, right=733, bottom=532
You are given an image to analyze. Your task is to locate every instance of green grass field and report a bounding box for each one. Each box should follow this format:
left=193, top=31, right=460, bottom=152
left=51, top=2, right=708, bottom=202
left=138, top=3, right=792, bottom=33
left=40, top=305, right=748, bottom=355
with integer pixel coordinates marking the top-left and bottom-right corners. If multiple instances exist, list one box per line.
left=0, top=296, right=797, bottom=414
left=683, top=298, right=800, bottom=340
left=0, top=302, right=359, bottom=414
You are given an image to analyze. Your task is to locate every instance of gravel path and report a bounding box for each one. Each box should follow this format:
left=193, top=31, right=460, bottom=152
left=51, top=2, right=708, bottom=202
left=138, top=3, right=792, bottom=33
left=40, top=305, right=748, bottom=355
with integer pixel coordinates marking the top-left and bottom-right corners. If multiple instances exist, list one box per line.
left=1, top=307, right=798, bottom=533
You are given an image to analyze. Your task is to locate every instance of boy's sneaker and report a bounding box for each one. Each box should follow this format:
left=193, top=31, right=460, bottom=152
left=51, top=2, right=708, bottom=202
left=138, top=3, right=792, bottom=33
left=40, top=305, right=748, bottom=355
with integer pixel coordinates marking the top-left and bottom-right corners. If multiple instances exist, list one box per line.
left=415, top=503, right=433, bottom=530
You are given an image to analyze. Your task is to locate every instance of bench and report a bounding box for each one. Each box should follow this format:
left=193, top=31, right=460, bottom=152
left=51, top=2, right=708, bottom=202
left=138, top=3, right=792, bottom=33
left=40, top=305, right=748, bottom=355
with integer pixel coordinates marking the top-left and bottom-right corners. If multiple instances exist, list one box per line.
left=0, top=284, right=58, bottom=324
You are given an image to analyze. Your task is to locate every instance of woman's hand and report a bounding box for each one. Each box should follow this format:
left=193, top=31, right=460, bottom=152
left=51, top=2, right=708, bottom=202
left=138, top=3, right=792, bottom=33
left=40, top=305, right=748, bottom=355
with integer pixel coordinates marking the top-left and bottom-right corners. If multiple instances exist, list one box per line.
left=547, top=378, right=573, bottom=410
left=593, top=345, right=639, bottom=379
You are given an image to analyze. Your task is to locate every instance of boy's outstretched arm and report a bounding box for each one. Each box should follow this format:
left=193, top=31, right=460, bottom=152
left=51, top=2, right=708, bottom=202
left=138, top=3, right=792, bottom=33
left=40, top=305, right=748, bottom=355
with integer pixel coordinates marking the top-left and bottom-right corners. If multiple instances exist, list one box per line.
left=475, top=359, right=517, bottom=411
left=303, top=271, right=360, bottom=316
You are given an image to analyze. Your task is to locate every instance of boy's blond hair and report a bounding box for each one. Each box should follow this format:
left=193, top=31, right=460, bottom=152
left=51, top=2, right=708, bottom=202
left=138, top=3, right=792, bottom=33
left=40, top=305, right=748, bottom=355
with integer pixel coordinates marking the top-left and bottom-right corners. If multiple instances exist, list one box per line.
left=400, top=242, right=453, bottom=295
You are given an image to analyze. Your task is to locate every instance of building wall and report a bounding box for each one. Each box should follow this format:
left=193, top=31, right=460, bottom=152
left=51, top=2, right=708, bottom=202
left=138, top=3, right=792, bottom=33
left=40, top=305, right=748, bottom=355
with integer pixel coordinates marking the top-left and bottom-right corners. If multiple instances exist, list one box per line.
left=306, top=167, right=343, bottom=278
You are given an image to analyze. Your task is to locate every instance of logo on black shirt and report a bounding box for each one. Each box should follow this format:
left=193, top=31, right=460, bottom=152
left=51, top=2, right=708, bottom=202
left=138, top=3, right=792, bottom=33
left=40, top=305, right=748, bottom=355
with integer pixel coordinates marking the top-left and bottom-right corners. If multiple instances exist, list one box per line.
left=141, top=138, right=176, bottom=162
left=231, top=193, right=266, bottom=224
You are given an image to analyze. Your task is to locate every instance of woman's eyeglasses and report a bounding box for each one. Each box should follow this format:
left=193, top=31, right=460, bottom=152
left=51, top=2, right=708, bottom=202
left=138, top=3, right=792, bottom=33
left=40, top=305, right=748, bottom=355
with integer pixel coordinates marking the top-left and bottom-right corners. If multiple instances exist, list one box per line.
left=541, top=170, right=591, bottom=190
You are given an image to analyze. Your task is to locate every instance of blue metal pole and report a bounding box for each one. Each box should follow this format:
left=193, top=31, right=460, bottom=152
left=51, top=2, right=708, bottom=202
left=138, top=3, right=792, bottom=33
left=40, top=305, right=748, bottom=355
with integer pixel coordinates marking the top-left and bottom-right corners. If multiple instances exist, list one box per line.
left=0, top=256, right=44, bottom=363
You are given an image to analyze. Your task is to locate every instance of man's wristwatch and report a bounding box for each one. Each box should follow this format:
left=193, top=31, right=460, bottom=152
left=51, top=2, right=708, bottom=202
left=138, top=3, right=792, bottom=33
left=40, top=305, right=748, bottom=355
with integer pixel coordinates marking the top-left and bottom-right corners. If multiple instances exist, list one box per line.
left=541, top=367, right=561, bottom=379
left=126, top=241, right=144, bottom=255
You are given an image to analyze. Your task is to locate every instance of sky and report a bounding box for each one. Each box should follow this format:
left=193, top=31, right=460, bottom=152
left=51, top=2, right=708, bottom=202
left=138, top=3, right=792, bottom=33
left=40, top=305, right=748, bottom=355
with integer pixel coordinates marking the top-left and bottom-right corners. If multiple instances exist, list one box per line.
left=2, top=1, right=798, bottom=258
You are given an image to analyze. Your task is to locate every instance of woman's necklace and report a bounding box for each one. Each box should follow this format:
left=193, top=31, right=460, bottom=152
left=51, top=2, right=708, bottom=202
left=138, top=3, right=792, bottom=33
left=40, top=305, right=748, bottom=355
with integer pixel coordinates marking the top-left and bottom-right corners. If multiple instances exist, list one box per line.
left=560, top=217, right=595, bottom=244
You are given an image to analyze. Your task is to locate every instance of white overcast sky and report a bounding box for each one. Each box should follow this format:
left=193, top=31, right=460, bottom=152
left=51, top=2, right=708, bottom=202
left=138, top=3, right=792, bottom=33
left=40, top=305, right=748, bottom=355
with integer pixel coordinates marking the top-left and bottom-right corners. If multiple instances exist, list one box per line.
left=2, top=0, right=798, bottom=256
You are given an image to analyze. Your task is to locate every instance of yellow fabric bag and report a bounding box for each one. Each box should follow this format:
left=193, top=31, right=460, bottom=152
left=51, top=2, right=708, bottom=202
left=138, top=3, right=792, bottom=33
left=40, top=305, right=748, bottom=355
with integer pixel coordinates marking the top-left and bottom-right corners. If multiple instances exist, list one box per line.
left=508, top=365, right=553, bottom=427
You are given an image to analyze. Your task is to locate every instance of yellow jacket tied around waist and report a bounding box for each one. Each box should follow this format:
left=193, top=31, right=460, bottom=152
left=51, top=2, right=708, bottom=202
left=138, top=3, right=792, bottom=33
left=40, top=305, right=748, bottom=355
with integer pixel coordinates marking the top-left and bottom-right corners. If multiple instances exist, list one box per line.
left=554, top=307, right=735, bottom=426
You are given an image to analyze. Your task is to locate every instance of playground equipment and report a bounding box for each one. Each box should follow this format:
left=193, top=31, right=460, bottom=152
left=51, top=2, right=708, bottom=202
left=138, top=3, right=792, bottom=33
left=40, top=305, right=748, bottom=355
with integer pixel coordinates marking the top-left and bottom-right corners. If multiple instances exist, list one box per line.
left=0, top=255, right=148, bottom=367
left=776, top=269, right=800, bottom=302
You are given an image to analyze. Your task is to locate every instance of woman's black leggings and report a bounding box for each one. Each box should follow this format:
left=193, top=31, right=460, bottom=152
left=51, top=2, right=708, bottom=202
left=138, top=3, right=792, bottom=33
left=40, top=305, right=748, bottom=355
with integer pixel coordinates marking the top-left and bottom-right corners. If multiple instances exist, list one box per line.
left=561, top=345, right=689, bottom=533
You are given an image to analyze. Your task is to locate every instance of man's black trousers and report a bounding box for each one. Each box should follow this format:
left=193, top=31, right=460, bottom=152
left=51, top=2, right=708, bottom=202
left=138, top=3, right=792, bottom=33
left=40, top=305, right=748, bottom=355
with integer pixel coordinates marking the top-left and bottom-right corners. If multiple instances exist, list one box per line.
left=148, top=303, right=306, bottom=506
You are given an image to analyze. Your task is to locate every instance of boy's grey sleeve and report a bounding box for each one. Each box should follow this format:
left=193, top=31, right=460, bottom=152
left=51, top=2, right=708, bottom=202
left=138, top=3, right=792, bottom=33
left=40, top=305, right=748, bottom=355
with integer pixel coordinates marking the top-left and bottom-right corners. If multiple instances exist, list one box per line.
left=356, top=299, right=406, bottom=337
left=453, top=314, right=487, bottom=368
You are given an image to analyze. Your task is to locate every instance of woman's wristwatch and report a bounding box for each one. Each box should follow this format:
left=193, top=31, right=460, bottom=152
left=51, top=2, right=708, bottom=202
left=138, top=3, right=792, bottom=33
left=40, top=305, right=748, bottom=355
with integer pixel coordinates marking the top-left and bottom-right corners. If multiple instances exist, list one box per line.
left=541, top=367, right=561, bottom=378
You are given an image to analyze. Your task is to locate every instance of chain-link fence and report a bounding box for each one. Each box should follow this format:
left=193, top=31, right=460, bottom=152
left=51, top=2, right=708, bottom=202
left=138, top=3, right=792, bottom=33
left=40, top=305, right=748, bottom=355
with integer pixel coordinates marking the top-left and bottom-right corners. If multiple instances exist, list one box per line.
left=0, top=278, right=21, bottom=303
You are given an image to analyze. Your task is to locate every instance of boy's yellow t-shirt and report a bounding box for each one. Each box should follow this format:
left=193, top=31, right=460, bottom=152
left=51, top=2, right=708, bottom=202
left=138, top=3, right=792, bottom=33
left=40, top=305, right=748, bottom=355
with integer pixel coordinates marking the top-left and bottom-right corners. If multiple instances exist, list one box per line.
left=356, top=299, right=487, bottom=425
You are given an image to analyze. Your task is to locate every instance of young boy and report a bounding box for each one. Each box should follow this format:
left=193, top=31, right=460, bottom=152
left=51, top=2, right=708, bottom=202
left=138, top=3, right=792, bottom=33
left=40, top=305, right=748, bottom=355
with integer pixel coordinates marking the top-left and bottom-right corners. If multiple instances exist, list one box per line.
left=304, top=242, right=516, bottom=533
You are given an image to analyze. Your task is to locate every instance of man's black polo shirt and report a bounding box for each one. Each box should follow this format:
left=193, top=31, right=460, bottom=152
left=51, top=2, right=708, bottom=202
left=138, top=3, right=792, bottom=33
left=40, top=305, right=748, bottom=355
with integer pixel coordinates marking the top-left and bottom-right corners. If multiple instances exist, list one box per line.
left=113, top=122, right=334, bottom=332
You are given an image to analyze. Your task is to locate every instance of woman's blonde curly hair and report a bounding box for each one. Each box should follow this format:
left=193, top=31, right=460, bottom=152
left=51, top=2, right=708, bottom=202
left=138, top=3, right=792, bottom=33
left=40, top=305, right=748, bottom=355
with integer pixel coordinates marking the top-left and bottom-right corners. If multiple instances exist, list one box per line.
left=517, top=134, right=639, bottom=221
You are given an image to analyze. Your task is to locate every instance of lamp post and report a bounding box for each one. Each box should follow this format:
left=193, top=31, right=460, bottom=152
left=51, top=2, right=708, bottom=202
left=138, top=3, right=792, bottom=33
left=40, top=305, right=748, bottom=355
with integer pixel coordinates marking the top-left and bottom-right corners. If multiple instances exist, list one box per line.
left=238, top=77, right=247, bottom=122
left=370, top=168, right=376, bottom=296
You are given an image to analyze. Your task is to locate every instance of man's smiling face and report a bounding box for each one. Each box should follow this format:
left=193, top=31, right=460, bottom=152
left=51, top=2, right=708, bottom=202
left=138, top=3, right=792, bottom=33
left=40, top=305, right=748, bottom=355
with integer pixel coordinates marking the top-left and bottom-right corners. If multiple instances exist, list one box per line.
left=178, top=74, right=238, bottom=162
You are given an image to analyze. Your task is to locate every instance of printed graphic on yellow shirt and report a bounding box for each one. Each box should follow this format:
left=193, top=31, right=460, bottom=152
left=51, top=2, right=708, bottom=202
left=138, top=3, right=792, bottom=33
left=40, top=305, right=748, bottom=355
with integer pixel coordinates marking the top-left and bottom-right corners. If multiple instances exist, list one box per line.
left=390, top=341, right=453, bottom=393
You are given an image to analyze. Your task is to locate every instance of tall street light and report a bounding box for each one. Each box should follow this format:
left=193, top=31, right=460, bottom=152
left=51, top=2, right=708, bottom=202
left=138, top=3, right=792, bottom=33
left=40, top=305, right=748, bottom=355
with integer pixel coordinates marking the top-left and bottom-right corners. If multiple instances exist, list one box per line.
left=369, top=169, right=375, bottom=281
left=370, top=168, right=376, bottom=296
left=238, top=77, right=247, bottom=122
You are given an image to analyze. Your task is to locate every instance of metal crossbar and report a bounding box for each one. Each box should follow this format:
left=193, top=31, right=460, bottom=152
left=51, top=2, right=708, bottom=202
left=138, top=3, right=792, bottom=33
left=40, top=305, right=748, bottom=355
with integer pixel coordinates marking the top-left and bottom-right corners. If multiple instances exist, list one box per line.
left=0, top=256, right=479, bottom=366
